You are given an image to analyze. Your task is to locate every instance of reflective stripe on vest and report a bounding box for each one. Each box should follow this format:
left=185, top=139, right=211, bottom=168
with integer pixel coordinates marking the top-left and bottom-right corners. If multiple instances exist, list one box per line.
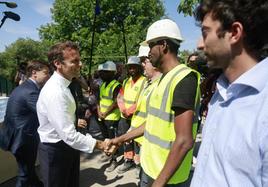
left=121, top=76, right=146, bottom=118
left=99, top=80, right=121, bottom=121
left=141, top=64, right=200, bottom=184
left=131, top=77, right=160, bottom=144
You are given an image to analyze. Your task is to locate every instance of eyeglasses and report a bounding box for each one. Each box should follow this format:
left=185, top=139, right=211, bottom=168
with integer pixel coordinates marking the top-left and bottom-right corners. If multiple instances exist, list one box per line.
left=148, top=40, right=162, bottom=48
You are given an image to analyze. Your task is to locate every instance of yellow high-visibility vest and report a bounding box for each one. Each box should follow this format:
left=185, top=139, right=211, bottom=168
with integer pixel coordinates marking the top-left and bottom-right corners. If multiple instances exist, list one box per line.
left=141, top=64, right=200, bottom=184
left=130, top=76, right=161, bottom=144
left=121, top=76, right=146, bottom=118
left=99, top=80, right=121, bottom=121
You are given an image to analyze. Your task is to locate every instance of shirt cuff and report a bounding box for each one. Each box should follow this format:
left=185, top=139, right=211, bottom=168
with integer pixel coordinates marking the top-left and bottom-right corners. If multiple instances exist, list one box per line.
left=85, top=133, right=97, bottom=153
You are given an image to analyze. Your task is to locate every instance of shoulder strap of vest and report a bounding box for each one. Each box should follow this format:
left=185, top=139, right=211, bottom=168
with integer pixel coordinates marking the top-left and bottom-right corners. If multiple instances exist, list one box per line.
left=134, top=77, right=146, bottom=102
left=122, top=77, right=129, bottom=88
left=159, top=65, right=192, bottom=112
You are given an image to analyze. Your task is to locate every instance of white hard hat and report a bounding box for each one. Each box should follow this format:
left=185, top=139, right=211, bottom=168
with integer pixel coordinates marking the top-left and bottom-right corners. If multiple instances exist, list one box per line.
left=97, top=64, right=103, bottom=71
left=140, top=19, right=183, bottom=46
left=100, top=61, right=117, bottom=71
left=127, top=56, right=141, bottom=65
left=137, top=46, right=150, bottom=57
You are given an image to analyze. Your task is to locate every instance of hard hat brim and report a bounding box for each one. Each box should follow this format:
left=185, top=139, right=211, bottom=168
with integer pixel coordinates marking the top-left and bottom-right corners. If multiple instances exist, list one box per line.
left=126, top=63, right=142, bottom=66
left=99, top=69, right=116, bottom=72
left=140, top=37, right=183, bottom=46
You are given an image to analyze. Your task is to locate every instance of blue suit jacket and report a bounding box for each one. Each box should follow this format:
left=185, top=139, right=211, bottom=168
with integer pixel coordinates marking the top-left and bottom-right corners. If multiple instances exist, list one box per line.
left=0, top=79, right=41, bottom=154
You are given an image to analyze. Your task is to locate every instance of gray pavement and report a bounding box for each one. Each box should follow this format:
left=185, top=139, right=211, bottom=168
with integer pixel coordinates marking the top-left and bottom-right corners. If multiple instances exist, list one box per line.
left=0, top=150, right=139, bottom=187
left=80, top=150, right=139, bottom=187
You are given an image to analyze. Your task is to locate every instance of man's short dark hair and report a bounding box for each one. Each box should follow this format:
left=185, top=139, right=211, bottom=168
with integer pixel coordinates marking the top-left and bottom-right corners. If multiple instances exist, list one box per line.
left=194, top=0, right=268, bottom=60
left=47, top=41, right=79, bottom=68
left=26, top=60, right=49, bottom=77
left=166, top=39, right=180, bottom=55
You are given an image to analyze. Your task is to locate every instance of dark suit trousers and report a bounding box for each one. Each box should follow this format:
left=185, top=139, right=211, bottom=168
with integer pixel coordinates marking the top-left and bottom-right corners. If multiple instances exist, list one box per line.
left=38, top=141, right=80, bottom=187
left=14, top=141, right=43, bottom=187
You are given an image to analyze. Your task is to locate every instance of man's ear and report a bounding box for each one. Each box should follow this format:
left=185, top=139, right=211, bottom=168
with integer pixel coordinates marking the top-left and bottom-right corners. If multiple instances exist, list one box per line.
left=53, top=60, right=62, bottom=69
left=31, top=70, right=37, bottom=76
left=162, top=40, right=168, bottom=53
left=230, top=22, right=243, bottom=44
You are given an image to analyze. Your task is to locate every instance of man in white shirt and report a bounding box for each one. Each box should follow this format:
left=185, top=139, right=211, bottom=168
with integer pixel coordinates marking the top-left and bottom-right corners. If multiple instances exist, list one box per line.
left=37, top=41, right=106, bottom=187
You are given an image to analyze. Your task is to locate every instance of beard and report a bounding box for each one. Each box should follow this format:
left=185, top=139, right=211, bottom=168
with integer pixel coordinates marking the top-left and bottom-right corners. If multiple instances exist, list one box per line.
left=128, top=71, right=135, bottom=77
left=149, top=50, right=164, bottom=69
left=150, top=56, right=161, bottom=69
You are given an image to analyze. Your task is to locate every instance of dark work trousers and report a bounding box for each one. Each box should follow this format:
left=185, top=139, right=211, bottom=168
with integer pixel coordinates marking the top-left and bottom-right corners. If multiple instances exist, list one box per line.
left=98, top=119, right=109, bottom=140
left=117, top=118, right=134, bottom=154
left=38, top=141, right=80, bottom=187
left=103, top=120, right=119, bottom=139
left=98, top=119, right=119, bottom=140
left=134, top=142, right=140, bottom=155
left=103, top=120, right=119, bottom=161
left=140, top=168, right=192, bottom=187
left=14, top=140, right=43, bottom=187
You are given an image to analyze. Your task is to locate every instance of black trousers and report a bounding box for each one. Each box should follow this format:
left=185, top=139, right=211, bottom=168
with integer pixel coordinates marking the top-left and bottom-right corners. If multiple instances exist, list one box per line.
left=14, top=141, right=43, bottom=187
left=140, top=168, right=192, bottom=187
left=38, top=141, right=80, bottom=187
left=98, top=119, right=119, bottom=139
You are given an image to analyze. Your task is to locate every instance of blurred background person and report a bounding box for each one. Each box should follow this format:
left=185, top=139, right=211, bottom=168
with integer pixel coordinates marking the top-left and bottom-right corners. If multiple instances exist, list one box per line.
left=0, top=60, right=50, bottom=187
left=14, top=62, right=27, bottom=86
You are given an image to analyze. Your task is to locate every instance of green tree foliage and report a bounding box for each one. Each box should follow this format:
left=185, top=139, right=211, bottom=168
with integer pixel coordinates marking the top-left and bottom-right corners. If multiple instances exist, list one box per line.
left=0, top=38, right=50, bottom=81
left=39, top=0, right=165, bottom=71
left=177, top=0, right=199, bottom=16
left=179, top=50, right=192, bottom=64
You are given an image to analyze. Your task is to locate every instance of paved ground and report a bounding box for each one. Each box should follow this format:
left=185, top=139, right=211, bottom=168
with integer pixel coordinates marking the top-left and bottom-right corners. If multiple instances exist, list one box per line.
left=79, top=150, right=139, bottom=187
left=0, top=150, right=139, bottom=187
left=0, top=113, right=139, bottom=187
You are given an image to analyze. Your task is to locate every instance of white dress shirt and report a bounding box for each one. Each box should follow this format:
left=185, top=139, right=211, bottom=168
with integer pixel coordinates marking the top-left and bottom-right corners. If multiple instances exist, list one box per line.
left=37, top=72, right=96, bottom=153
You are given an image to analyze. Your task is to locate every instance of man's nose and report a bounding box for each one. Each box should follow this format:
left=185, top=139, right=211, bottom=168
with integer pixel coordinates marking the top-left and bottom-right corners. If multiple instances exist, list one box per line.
left=197, top=37, right=204, bottom=51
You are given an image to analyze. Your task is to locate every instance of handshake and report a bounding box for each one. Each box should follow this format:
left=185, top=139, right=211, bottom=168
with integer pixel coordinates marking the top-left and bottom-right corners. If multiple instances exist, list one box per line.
left=95, top=137, right=122, bottom=156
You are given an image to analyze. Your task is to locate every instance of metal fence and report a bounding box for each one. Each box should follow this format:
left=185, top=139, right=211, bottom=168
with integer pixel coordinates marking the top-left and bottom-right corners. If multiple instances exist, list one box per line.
left=0, top=76, right=14, bottom=96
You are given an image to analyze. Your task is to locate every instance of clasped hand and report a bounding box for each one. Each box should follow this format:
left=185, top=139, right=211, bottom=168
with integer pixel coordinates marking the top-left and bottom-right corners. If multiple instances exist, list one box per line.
left=102, top=138, right=121, bottom=156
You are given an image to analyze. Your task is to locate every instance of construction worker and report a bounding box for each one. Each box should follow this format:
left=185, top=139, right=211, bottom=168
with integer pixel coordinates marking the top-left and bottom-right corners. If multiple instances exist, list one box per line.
left=130, top=45, right=162, bottom=179
left=97, top=61, right=121, bottom=171
left=116, top=56, right=146, bottom=173
left=106, top=19, right=200, bottom=186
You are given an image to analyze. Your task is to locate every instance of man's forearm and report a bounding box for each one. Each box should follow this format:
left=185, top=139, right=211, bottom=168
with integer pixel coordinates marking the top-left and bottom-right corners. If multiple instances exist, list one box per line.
left=116, top=123, right=145, bottom=145
left=104, top=102, right=118, bottom=116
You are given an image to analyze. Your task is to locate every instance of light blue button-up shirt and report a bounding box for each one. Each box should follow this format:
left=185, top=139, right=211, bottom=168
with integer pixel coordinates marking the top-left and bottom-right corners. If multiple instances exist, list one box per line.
left=191, top=57, right=268, bottom=187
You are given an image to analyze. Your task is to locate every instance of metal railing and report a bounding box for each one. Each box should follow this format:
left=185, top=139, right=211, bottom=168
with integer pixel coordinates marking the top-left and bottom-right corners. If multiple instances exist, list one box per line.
left=0, top=76, right=14, bottom=96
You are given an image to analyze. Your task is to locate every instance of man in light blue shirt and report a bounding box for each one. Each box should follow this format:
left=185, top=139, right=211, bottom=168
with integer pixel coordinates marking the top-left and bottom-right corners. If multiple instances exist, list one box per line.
left=190, top=0, right=268, bottom=186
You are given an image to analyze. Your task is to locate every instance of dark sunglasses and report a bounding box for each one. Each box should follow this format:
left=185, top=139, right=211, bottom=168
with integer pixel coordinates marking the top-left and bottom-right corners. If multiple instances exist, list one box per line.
left=148, top=40, right=163, bottom=48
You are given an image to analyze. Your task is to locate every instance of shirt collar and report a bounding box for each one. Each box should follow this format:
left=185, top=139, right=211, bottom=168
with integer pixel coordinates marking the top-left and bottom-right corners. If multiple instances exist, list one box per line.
left=29, top=78, right=40, bottom=89
left=53, top=71, right=71, bottom=88
left=232, top=57, right=268, bottom=92
left=217, top=57, right=268, bottom=101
